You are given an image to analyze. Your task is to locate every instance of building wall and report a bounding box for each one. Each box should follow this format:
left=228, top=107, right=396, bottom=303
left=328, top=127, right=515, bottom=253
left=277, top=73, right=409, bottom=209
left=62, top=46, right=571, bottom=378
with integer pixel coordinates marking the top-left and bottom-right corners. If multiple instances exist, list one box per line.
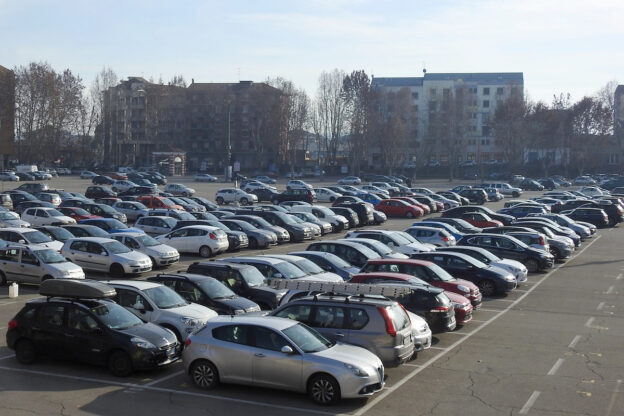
left=0, top=65, right=15, bottom=169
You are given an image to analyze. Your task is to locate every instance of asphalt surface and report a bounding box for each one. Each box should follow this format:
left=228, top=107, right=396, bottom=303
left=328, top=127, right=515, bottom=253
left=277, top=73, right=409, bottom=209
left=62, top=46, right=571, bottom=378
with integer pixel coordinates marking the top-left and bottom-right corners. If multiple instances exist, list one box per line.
left=0, top=176, right=622, bottom=415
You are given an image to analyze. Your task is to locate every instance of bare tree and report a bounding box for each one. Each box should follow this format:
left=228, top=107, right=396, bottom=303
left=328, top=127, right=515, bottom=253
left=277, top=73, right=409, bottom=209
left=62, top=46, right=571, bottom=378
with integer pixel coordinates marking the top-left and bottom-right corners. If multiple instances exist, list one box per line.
left=492, top=94, right=530, bottom=170
left=570, top=96, right=612, bottom=174
left=315, top=69, right=348, bottom=169
left=342, top=70, right=371, bottom=175
left=168, top=75, right=187, bottom=87
left=594, top=80, right=618, bottom=116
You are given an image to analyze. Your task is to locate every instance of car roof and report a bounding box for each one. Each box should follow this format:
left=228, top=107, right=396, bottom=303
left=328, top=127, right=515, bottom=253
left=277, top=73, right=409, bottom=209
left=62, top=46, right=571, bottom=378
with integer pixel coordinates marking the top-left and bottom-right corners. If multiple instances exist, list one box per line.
left=1, top=227, right=37, bottom=232
left=208, top=315, right=298, bottom=330
left=226, top=256, right=285, bottom=265
left=151, top=272, right=213, bottom=282
left=110, top=232, right=146, bottom=238
left=365, top=258, right=433, bottom=266
left=406, top=225, right=442, bottom=232
left=66, top=237, right=116, bottom=243
left=103, top=280, right=161, bottom=290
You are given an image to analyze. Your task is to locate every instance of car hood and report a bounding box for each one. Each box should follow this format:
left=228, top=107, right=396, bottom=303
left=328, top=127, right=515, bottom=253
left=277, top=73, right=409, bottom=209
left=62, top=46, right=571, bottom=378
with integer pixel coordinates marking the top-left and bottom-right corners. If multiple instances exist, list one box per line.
left=312, top=341, right=382, bottom=368
left=298, top=273, right=344, bottom=282
left=49, top=261, right=85, bottom=276
left=397, top=242, right=435, bottom=253
left=170, top=302, right=218, bottom=320
left=144, top=243, right=179, bottom=257
left=119, top=322, right=177, bottom=347
left=32, top=240, right=64, bottom=251
left=494, top=259, right=526, bottom=273
left=1, top=219, right=30, bottom=227
left=113, top=250, right=151, bottom=263
left=213, top=296, right=259, bottom=312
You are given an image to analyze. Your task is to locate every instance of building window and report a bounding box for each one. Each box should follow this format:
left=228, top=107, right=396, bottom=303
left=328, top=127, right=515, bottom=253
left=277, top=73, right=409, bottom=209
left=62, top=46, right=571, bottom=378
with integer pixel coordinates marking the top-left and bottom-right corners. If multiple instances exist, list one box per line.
left=511, top=87, right=519, bottom=96
left=608, top=153, right=618, bottom=165
left=483, top=87, right=490, bottom=95
left=430, top=88, right=437, bottom=96
left=411, top=92, right=419, bottom=100
left=497, top=87, right=504, bottom=95
left=482, top=126, right=491, bottom=136
left=443, top=88, right=450, bottom=98
left=483, top=100, right=490, bottom=108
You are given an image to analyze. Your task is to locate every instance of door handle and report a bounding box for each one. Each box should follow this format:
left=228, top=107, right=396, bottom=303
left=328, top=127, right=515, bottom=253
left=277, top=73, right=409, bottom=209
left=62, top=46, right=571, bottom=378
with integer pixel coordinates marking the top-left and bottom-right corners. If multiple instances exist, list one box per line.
left=254, top=353, right=265, bottom=358
left=333, top=332, right=345, bottom=337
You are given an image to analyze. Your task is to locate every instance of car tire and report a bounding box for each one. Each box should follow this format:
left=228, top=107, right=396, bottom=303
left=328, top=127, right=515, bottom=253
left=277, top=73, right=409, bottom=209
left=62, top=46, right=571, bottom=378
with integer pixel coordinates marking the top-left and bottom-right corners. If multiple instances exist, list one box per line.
left=406, top=211, right=414, bottom=218
left=308, top=373, right=341, bottom=405
left=240, top=198, right=248, bottom=205
left=149, top=257, right=157, bottom=268
left=199, top=245, right=212, bottom=258
left=524, top=258, right=539, bottom=273
left=216, top=197, right=224, bottom=205
left=513, top=192, right=520, bottom=198
left=550, top=247, right=561, bottom=261
left=110, top=263, right=125, bottom=278
left=108, top=350, right=133, bottom=377
left=329, top=197, right=335, bottom=203
left=271, top=199, right=279, bottom=205
left=182, top=192, right=189, bottom=197
left=15, top=339, right=37, bottom=364
left=477, top=279, right=497, bottom=297
left=249, top=237, right=258, bottom=249
left=0, top=271, right=6, bottom=286
left=190, top=359, right=219, bottom=390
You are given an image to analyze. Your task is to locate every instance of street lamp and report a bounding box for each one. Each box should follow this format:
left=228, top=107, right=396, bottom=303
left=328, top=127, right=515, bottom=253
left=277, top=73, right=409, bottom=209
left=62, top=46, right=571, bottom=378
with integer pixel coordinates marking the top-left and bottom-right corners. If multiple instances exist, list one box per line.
left=224, top=101, right=231, bottom=181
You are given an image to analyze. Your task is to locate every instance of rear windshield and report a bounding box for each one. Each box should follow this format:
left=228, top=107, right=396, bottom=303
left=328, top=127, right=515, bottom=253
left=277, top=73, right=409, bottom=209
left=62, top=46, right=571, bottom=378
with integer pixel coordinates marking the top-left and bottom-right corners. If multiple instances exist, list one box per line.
left=387, top=304, right=410, bottom=332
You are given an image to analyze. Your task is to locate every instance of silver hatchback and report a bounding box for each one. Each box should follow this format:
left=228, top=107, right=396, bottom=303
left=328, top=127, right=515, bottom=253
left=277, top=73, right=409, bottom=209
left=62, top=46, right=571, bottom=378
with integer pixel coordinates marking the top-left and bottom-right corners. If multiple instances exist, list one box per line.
left=183, top=315, right=384, bottom=405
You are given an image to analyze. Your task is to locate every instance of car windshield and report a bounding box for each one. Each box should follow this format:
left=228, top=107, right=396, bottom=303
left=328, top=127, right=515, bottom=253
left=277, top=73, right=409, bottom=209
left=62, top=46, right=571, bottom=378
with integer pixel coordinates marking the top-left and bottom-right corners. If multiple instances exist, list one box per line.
left=247, top=217, right=272, bottom=228
left=34, top=249, right=66, bottom=264
left=197, top=279, right=236, bottom=299
left=283, top=323, right=334, bottom=353
left=396, top=231, right=418, bottom=244
left=23, top=231, right=52, bottom=244
left=0, top=211, right=19, bottom=220
left=70, top=208, right=91, bottom=216
left=389, top=233, right=411, bottom=245
left=105, top=219, right=127, bottom=229
left=135, top=234, right=161, bottom=247
left=274, top=261, right=308, bottom=279
left=48, top=227, right=74, bottom=240
left=315, top=207, right=335, bottom=216
left=358, top=239, right=392, bottom=255
left=274, top=213, right=297, bottom=224
left=239, top=266, right=267, bottom=287
left=161, top=198, right=176, bottom=206
left=291, top=216, right=305, bottom=224
left=144, top=285, right=189, bottom=308
left=292, top=258, right=325, bottom=274
left=229, top=221, right=255, bottom=231
left=541, top=227, right=556, bottom=238
left=175, top=211, right=195, bottom=220
left=425, top=263, right=456, bottom=282
left=162, top=217, right=178, bottom=228
left=102, top=241, right=132, bottom=254
left=91, top=303, right=143, bottom=330
left=99, top=205, right=117, bottom=214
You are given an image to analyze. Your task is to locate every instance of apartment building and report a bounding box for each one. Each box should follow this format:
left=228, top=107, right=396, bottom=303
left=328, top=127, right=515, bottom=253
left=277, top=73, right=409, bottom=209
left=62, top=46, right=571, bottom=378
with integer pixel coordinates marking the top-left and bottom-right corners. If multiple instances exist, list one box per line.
left=0, top=65, right=15, bottom=169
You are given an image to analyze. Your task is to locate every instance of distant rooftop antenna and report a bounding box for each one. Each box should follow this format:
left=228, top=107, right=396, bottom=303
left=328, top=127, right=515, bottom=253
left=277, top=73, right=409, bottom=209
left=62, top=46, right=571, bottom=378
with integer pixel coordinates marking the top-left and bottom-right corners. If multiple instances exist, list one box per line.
left=423, top=62, right=427, bottom=75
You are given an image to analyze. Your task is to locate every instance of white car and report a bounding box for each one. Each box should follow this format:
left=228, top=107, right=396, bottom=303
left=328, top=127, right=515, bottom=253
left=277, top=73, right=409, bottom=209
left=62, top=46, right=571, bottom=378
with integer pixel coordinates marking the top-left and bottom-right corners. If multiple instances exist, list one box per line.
left=135, top=215, right=178, bottom=236
left=60, top=237, right=152, bottom=277
left=360, top=185, right=390, bottom=198
left=242, top=181, right=277, bottom=193
left=481, top=182, right=522, bottom=197
left=371, top=182, right=399, bottom=194
left=111, top=180, right=137, bottom=193
left=0, top=172, right=19, bottom=181
left=21, top=207, right=76, bottom=226
left=80, top=171, right=98, bottom=179
left=112, top=201, right=151, bottom=221
left=404, top=226, right=456, bottom=247
left=194, top=173, right=218, bottom=182
left=286, top=180, right=312, bottom=190
left=155, top=225, right=229, bottom=257
left=337, top=176, right=361, bottom=185
left=164, top=183, right=196, bottom=197
left=579, top=186, right=607, bottom=198
left=409, top=187, right=436, bottom=195
left=105, top=280, right=218, bottom=341
left=0, top=211, right=30, bottom=228
left=313, top=187, right=342, bottom=203
left=0, top=227, right=64, bottom=251
left=573, top=176, right=596, bottom=185
left=345, top=230, right=435, bottom=255
left=215, top=188, right=258, bottom=205
left=111, top=232, right=180, bottom=267
left=0, top=245, right=85, bottom=284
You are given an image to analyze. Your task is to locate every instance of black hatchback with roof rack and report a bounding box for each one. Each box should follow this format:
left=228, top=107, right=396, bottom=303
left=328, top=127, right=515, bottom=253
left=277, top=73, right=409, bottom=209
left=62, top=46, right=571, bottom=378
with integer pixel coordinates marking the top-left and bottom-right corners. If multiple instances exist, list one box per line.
left=6, top=279, right=181, bottom=377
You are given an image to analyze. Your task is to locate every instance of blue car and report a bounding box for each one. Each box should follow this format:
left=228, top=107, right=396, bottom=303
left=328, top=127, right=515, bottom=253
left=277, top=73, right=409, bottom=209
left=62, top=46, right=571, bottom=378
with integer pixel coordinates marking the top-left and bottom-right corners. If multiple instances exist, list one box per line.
left=79, top=218, right=145, bottom=234
left=413, top=221, right=465, bottom=241
left=289, top=250, right=360, bottom=281
left=355, top=192, right=383, bottom=206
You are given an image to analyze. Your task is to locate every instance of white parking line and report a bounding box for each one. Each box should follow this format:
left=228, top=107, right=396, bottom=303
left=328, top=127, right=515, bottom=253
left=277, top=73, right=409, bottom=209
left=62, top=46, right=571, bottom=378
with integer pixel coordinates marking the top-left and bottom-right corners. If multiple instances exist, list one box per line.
left=427, top=346, right=447, bottom=350
left=585, top=317, right=595, bottom=327
left=0, top=301, right=17, bottom=307
left=142, top=370, right=185, bottom=387
left=605, top=285, right=615, bottom=294
left=616, top=273, right=623, bottom=281
left=514, top=289, right=529, bottom=293
left=568, top=335, right=582, bottom=349
left=597, top=302, right=605, bottom=311
left=547, top=358, right=565, bottom=376
left=469, top=319, right=486, bottom=323
left=354, top=235, right=602, bottom=416
left=0, top=354, right=15, bottom=361
left=476, top=308, right=503, bottom=312
left=0, top=365, right=342, bottom=416
left=606, top=380, right=622, bottom=416
left=519, top=391, right=541, bottom=414
left=402, top=363, right=421, bottom=368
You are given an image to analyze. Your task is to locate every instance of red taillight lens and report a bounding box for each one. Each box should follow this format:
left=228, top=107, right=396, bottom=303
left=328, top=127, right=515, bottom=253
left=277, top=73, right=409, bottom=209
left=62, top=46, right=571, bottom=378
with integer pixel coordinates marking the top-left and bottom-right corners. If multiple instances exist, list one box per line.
left=442, top=236, right=450, bottom=242
left=8, top=320, right=17, bottom=330
left=184, top=338, right=192, bottom=347
left=209, top=232, right=216, bottom=240
left=377, top=306, right=396, bottom=337
left=539, top=236, right=545, bottom=245
left=430, top=306, right=449, bottom=313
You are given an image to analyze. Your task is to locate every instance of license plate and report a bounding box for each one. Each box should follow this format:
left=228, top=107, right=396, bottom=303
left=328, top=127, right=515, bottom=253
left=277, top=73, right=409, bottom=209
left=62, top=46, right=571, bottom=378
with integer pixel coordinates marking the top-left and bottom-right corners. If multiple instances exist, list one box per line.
left=403, top=334, right=411, bottom=346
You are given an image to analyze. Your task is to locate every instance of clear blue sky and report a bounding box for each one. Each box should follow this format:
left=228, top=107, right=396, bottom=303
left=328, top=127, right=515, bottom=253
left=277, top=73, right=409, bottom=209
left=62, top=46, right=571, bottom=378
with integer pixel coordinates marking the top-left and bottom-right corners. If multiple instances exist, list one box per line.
left=1, top=0, right=622, bottom=103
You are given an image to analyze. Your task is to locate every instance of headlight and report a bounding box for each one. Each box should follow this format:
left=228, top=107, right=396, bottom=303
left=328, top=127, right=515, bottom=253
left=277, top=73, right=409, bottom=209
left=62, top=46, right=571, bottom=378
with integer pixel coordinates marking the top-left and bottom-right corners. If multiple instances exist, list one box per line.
left=180, top=317, right=201, bottom=326
left=131, top=337, right=155, bottom=349
left=234, top=309, right=245, bottom=315
left=419, top=324, right=429, bottom=333
left=457, top=284, right=471, bottom=294
left=505, top=274, right=516, bottom=282
left=60, top=270, right=71, bottom=276
left=344, top=363, right=369, bottom=377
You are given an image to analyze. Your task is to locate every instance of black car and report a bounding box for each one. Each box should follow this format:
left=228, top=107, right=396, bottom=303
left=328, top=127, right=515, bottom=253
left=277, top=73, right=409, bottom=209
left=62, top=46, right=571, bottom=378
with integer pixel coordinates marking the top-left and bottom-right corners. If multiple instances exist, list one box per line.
left=144, top=173, right=167, bottom=185
left=334, top=202, right=374, bottom=225
left=326, top=186, right=357, bottom=196
left=5, top=279, right=180, bottom=376
left=32, top=225, right=76, bottom=242
left=270, top=188, right=316, bottom=205
left=186, top=261, right=287, bottom=310
left=249, top=188, right=280, bottom=202
left=92, top=175, right=115, bottom=185
left=237, top=210, right=312, bottom=242
left=185, top=197, right=217, bottom=211
left=330, top=206, right=360, bottom=228
left=552, top=199, right=591, bottom=213
left=148, top=273, right=260, bottom=315
left=15, top=182, right=50, bottom=194
left=81, top=202, right=127, bottom=223
left=457, top=233, right=554, bottom=272
left=579, top=201, right=624, bottom=226
left=118, top=186, right=157, bottom=197
left=59, top=198, right=91, bottom=209
left=519, top=179, right=544, bottom=191
left=537, top=178, right=558, bottom=191
left=458, top=189, right=488, bottom=205
left=563, top=207, right=609, bottom=228
left=331, top=195, right=367, bottom=206
left=16, top=172, right=35, bottom=181
left=85, top=185, right=117, bottom=199
left=14, top=200, right=55, bottom=215
left=411, top=251, right=517, bottom=297
left=437, top=191, right=470, bottom=205
left=7, top=190, right=39, bottom=206
left=426, top=217, right=482, bottom=234
left=442, top=205, right=515, bottom=225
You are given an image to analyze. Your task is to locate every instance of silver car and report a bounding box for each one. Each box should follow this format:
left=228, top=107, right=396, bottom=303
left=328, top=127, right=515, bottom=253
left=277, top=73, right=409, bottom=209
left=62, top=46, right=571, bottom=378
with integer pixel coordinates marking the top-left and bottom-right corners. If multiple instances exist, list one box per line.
left=183, top=315, right=384, bottom=405
left=111, top=232, right=180, bottom=267
left=60, top=237, right=152, bottom=277
left=0, top=210, right=30, bottom=228
left=112, top=201, right=150, bottom=222
left=404, top=226, right=456, bottom=247
left=135, top=215, right=178, bottom=236
left=0, top=245, right=85, bottom=284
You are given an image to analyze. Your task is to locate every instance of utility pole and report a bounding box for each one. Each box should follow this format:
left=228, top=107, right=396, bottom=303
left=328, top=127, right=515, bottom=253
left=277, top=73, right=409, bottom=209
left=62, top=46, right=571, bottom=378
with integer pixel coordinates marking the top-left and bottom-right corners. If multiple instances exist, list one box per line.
left=225, top=101, right=232, bottom=182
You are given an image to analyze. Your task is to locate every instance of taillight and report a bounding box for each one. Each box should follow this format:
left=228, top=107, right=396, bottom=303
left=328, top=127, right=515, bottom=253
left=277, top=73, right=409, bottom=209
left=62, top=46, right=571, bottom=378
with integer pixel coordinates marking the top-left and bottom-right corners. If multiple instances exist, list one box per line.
left=8, top=320, right=17, bottom=330
left=184, top=338, right=192, bottom=347
left=209, top=232, right=217, bottom=240
left=377, top=306, right=396, bottom=337
left=539, top=236, right=546, bottom=246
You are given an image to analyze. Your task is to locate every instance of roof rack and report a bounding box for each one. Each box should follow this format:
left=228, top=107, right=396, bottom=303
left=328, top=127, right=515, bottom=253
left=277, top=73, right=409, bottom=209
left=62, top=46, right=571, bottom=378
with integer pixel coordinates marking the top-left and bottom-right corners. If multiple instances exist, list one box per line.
left=269, top=279, right=414, bottom=297
left=39, top=279, right=116, bottom=299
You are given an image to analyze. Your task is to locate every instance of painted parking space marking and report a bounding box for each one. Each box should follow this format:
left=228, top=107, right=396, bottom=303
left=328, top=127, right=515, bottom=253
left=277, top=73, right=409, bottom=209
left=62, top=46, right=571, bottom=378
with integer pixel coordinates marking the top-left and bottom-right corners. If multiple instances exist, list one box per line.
left=597, top=302, right=605, bottom=311
left=585, top=317, right=595, bottom=327
left=606, top=379, right=622, bottom=416
left=568, top=335, right=582, bottom=349
left=519, top=391, right=541, bottom=414
left=0, top=354, right=15, bottom=361
left=605, top=285, right=615, bottom=294
left=547, top=358, right=565, bottom=376
left=142, top=370, right=185, bottom=387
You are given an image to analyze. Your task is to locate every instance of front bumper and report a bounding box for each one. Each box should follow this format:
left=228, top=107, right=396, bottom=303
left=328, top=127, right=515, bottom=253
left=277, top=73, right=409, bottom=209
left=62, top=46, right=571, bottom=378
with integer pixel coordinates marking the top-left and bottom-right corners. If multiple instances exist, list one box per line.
left=123, top=263, right=152, bottom=274
left=339, top=366, right=385, bottom=399
left=156, top=255, right=180, bottom=266
left=132, top=342, right=182, bottom=370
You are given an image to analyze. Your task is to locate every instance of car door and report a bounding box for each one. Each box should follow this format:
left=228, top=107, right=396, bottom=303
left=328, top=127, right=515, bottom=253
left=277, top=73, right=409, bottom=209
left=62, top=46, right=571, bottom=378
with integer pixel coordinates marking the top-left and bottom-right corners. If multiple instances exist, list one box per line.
left=210, top=324, right=254, bottom=384
left=163, top=229, right=189, bottom=252
left=66, top=240, right=91, bottom=268
left=0, top=247, right=21, bottom=281
left=19, top=249, right=42, bottom=283
left=65, top=306, right=108, bottom=365
left=251, top=325, right=303, bottom=390
left=308, top=304, right=349, bottom=342
left=85, top=241, right=110, bottom=272
left=34, top=304, right=69, bottom=359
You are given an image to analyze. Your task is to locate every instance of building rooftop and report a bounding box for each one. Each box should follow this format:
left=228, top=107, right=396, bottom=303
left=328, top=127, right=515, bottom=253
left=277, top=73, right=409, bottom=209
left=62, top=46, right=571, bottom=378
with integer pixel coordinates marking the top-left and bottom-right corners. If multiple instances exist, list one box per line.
left=372, top=72, right=523, bottom=87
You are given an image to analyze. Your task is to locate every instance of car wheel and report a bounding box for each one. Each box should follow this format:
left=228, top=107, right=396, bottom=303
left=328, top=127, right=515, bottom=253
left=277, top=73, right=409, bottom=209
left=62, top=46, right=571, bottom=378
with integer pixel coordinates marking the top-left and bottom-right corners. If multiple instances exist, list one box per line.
left=149, top=257, right=157, bottom=268
left=15, top=339, right=36, bottom=364
left=513, top=192, right=520, bottom=198
left=216, top=197, right=224, bottom=205
left=182, top=192, right=189, bottom=197
left=110, top=263, right=125, bottom=278
left=550, top=247, right=561, bottom=260
left=271, top=199, right=279, bottom=205
left=190, top=360, right=219, bottom=390
left=240, top=198, right=248, bottom=205
left=477, top=279, right=497, bottom=297
left=199, top=245, right=212, bottom=258
left=524, top=258, right=539, bottom=273
left=406, top=211, right=414, bottom=218
left=329, top=197, right=335, bottom=203
left=308, top=373, right=341, bottom=405
left=249, top=237, right=258, bottom=249
left=108, top=350, right=133, bottom=377
left=0, top=271, right=6, bottom=286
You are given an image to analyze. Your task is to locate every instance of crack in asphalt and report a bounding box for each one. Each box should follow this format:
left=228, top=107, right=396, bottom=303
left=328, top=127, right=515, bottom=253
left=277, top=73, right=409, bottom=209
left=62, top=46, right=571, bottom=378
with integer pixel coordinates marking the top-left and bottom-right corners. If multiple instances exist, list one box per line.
left=466, top=372, right=506, bottom=414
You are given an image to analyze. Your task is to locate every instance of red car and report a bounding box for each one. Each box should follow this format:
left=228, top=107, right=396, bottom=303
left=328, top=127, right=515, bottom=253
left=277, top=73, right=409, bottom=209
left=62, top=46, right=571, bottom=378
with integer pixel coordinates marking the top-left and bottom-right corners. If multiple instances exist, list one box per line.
left=349, top=271, right=474, bottom=325
left=136, top=195, right=184, bottom=211
left=57, top=206, right=103, bottom=221
left=392, top=197, right=431, bottom=215
left=375, top=199, right=424, bottom=218
left=359, top=258, right=482, bottom=307
left=460, top=212, right=503, bottom=228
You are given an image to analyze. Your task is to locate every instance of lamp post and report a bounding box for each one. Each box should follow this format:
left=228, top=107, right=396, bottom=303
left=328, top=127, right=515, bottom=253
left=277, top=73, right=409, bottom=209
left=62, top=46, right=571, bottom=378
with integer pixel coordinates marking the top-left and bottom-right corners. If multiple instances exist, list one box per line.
left=225, top=101, right=231, bottom=181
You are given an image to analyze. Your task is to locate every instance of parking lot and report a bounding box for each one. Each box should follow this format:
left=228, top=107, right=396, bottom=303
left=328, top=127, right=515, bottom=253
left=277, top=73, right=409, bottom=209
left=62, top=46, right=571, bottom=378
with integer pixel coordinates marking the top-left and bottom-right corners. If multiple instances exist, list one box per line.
left=0, top=176, right=623, bottom=415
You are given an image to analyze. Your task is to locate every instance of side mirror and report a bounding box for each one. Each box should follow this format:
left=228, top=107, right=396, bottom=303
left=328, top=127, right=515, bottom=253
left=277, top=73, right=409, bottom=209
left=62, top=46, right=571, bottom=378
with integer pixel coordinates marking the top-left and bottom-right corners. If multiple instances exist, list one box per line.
left=100, top=251, right=108, bottom=256
left=133, top=302, right=145, bottom=313
left=280, top=345, right=294, bottom=354
left=18, top=240, right=26, bottom=244
left=273, top=273, right=283, bottom=279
